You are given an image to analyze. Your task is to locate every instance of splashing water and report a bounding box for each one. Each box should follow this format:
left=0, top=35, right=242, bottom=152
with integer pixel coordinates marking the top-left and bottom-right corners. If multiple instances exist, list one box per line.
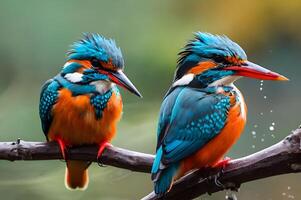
left=225, top=191, right=238, bottom=200
left=269, top=122, right=275, bottom=131
left=259, top=80, right=264, bottom=91
left=251, top=131, right=256, bottom=138
left=281, top=186, right=295, bottom=199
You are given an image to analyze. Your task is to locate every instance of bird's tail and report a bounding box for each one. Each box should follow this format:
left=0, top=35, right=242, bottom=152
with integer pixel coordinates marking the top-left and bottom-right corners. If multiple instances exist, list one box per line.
left=65, top=160, right=91, bottom=190
left=153, top=164, right=179, bottom=195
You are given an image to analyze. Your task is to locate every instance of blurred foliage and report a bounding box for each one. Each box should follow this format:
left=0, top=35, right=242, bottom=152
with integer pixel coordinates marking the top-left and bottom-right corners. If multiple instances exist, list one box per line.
left=0, top=0, right=300, bottom=199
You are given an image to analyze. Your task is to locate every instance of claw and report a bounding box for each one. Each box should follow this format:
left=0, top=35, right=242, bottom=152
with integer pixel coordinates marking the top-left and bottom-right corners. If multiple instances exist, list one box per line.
left=214, top=172, right=225, bottom=188
left=97, top=141, right=112, bottom=167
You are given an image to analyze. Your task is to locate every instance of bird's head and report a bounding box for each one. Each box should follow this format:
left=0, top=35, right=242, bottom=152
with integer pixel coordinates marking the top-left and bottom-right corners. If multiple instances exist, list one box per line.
left=173, top=32, right=288, bottom=88
left=63, top=33, right=142, bottom=97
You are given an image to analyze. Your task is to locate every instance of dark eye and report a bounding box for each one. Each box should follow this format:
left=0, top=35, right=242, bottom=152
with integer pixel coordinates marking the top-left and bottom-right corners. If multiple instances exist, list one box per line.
left=91, top=58, right=101, bottom=68
left=213, top=55, right=225, bottom=63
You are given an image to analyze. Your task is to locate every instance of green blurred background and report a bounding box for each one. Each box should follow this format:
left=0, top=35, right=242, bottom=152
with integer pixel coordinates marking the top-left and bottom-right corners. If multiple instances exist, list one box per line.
left=0, top=0, right=300, bottom=199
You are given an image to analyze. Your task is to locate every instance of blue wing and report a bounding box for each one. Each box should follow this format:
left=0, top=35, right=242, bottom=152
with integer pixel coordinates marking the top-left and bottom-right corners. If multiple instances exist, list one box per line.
left=39, top=79, right=60, bottom=139
left=152, top=87, right=230, bottom=194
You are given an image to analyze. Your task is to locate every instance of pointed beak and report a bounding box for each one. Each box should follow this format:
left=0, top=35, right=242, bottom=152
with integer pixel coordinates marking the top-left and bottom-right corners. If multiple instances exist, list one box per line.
left=224, top=61, right=289, bottom=81
left=108, top=70, right=142, bottom=97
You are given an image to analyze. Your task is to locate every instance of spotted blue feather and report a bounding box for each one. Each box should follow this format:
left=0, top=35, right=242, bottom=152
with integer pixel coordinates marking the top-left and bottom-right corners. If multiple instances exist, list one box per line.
left=90, top=89, right=113, bottom=119
left=39, top=79, right=60, bottom=138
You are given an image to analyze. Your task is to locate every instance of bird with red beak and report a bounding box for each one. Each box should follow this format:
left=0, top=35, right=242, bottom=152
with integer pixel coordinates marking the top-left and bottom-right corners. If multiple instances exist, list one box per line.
left=151, top=32, right=288, bottom=195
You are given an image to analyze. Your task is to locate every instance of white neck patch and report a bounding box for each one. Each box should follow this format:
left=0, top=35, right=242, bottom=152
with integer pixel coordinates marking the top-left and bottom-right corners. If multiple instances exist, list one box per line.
left=172, top=73, right=194, bottom=87
left=64, top=72, right=83, bottom=83
left=90, top=80, right=114, bottom=94
left=208, top=75, right=241, bottom=87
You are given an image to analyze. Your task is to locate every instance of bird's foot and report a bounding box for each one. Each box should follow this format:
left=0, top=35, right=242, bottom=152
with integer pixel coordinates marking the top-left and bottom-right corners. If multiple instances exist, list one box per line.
left=206, top=157, right=231, bottom=192
left=206, top=169, right=225, bottom=192
left=214, top=157, right=231, bottom=170
left=54, top=137, right=68, bottom=161
left=97, top=141, right=112, bottom=167
left=207, top=157, right=241, bottom=192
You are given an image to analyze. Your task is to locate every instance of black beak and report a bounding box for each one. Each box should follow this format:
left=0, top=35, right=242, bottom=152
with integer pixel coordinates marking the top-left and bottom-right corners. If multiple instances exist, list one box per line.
left=109, top=70, right=142, bottom=97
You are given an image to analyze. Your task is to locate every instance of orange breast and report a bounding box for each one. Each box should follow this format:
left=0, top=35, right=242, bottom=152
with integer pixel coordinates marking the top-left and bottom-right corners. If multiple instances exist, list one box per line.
left=179, top=89, right=247, bottom=176
left=48, top=89, right=122, bottom=145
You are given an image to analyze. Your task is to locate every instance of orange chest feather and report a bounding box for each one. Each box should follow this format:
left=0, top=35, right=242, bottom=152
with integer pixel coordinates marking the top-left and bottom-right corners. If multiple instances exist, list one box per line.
left=180, top=91, right=247, bottom=175
left=48, top=89, right=123, bottom=145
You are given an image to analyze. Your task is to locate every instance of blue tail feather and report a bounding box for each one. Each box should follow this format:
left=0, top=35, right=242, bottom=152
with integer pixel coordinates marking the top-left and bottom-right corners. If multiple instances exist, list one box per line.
left=151, top=146, right=163, bottom=174
left=154, top=163, right=179, bottom=195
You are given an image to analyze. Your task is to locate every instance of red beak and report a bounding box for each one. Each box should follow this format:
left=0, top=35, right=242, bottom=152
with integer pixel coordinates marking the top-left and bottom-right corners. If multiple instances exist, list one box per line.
left=224, top=61, right=289, bottom=81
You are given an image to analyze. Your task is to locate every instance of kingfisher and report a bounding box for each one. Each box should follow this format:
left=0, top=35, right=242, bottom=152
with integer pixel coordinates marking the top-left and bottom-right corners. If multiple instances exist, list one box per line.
left=151, top=32, right=288, bottom=195
left=39, top=33, right=142, bottom=190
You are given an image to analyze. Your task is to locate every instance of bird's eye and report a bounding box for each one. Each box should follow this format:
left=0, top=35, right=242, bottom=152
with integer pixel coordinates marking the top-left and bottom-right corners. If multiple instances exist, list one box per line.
left=91, top=58, right=101, bottom=69
left=213, top=55, right=225, bottom=64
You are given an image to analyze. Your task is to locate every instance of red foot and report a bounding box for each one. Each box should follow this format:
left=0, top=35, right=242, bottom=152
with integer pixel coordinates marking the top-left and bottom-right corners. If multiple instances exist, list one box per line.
left=54, top=137, right=68, bottom=160
left=97, top=141, right=112, bottom=159
left=214, top=157, right=231, bottom=169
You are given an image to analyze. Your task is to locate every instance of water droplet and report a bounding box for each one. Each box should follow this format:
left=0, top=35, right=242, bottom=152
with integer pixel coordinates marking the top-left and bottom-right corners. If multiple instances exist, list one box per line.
left=282, top=192, right=286, bottom=196
left=288, top=186, right=291, bottom=190
left=288, top=195, right=295, bottom=199
left=252, top=145, right=256, bottom=148
left=225, top=192, right=237, bottom=200
left=270, top=110, right=273, bottom=113
left=264, top=96, right=267, bottom=99
left=261, top=138, right=265, bottom=142
left=271, top=134, right=275, bottom=138
left=252, top=131, right=256, bottom=135
left=260, top=80, right=264, bottom=83
left=260, top=112, right=264, bottom=116
left=269, top=126, right=274, bottom=131
left=272, top=122, right=275, bottom=126
left=259, top=87, right=263, bottom=91
left=254, top=124, right=258, bottom=128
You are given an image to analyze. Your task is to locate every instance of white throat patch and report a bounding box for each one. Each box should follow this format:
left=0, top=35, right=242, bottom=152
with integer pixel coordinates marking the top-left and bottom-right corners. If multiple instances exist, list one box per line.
left=90, top=80, right=114, bottom=94
left=208, top=75, right=241, bottom=87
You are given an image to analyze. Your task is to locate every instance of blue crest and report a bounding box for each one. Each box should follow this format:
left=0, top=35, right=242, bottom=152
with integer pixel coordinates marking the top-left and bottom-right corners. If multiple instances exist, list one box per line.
left=67, top=33, right=124, bottom=69
left=175, top=32, right=247, bottom=80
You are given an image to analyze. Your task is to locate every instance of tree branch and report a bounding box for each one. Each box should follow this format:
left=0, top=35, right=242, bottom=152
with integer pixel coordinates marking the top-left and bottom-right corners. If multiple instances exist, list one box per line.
left=0, top=139, right=154, bottom=173
left=0, top=128, right=300, bottom=200
left=142, top=128, right=301, bottom=200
